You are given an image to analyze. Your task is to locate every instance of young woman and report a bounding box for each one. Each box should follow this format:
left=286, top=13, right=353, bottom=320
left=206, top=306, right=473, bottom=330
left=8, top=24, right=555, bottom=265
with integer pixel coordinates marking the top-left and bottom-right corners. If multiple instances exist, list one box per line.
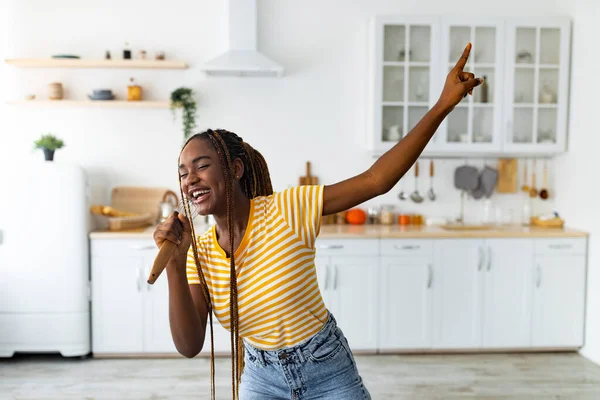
left=153, top=43, right=482, bottom=400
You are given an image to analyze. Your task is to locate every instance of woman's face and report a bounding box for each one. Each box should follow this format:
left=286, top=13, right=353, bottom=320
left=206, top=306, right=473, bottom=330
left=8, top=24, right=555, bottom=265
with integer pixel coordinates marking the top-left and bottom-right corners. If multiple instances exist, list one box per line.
left=178, top=137, right=236, bottom=216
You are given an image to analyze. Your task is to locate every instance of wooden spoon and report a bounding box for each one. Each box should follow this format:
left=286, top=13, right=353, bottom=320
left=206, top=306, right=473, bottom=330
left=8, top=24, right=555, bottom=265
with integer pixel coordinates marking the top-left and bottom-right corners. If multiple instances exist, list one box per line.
left=521, top=159, right=530, bottom=193
left=529, top=159, right=538, bottom=198
left=539, top=160, right=549, bottom=200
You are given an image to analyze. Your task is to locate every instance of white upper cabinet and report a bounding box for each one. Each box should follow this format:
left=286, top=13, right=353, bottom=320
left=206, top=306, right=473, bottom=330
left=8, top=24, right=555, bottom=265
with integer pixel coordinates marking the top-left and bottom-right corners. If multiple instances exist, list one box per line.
left=368, top=15, right=571, bottom=156
left=369, top=16, right=440, bottom=154
left=428, top=18, right=505, bottom=154
left=503, top=18, right=571, bottom=154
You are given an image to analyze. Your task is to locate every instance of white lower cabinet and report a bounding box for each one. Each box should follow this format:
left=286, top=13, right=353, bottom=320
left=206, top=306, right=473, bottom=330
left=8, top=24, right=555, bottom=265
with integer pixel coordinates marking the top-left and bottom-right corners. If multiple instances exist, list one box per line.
left=532, top=255, right=586, bottom=348
left=91, top=240, right=177, bottom=355
left=432, top=239, right=484, bottom=349
left=482, top=239, right=534, bottom=348
left=379, top=256, right=432, bottom=349
left=315, top=239, right=379, bottom=351
left=91, top=235, right=587, bottom=355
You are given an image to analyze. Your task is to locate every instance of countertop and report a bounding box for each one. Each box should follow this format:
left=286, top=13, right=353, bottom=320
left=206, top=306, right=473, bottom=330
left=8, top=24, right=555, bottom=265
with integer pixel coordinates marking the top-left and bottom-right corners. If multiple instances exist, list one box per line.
left=89, top=223, right=589, bottom=239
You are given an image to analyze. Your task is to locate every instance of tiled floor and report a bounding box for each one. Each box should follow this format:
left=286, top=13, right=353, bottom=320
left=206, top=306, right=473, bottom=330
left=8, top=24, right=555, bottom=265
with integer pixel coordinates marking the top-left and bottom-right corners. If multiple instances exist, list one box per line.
left=1, top=352, right=600, bottom=399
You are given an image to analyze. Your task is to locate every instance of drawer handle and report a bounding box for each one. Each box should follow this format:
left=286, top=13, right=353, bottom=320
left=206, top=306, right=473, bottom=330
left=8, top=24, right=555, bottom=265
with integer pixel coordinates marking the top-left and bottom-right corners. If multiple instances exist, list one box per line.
left=427, top=264, right=433, bottom=289
left=130, top=245, right=156, bottom=250
left=549, top=244, right=572, bottom=250
left=319, top=244, right=344, bottom=250
left=394, top=245, right=420, bottom=250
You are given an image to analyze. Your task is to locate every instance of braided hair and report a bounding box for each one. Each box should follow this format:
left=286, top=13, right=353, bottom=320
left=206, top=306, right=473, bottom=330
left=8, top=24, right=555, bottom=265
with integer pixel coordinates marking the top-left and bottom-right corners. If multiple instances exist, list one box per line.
left=178, top=129, right=273, bottom=400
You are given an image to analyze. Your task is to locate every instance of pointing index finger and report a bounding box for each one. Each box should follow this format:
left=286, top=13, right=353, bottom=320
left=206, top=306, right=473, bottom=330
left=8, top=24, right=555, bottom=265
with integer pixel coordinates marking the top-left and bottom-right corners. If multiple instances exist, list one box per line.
left=454, top=42, right=472, bottom=72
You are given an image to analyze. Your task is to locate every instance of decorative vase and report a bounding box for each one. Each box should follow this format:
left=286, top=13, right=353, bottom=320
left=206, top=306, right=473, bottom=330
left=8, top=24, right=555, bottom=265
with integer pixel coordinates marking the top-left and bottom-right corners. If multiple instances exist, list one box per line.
left=43, top=148, right=55, bottom=161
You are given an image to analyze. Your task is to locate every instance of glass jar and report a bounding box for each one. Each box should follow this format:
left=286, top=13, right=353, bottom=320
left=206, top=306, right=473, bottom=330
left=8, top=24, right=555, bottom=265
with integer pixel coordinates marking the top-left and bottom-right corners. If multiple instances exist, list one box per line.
left=380, top=205, right=395, bottom=225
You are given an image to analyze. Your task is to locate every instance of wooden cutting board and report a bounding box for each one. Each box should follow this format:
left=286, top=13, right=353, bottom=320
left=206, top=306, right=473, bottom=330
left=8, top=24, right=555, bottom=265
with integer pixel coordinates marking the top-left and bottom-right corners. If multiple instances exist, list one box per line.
left=496, top=159, right=518, bottom=193
left=299, top=161, right=318, bottom=185
left=111, top=186, right=173, bottom=223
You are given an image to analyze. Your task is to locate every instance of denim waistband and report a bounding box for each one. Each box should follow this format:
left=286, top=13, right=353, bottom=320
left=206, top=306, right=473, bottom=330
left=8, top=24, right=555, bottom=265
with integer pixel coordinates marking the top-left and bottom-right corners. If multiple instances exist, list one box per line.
left=243, top=311, right=337, bottom=366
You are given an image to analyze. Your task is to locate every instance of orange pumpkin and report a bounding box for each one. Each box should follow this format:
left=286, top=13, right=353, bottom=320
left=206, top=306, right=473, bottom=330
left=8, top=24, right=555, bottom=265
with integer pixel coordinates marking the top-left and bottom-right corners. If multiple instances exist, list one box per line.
left=346, top=208, right=367, bottom=225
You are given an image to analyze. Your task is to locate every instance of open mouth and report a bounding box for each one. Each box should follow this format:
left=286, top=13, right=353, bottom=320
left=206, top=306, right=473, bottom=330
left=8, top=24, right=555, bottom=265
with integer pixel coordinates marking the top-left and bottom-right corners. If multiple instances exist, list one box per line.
left=190, top=189, right=211, bottom=205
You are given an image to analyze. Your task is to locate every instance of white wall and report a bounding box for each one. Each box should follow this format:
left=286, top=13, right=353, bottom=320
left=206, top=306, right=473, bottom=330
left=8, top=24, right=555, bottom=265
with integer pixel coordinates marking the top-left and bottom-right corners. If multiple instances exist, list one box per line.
left=0, top=0, right=567, bottom=227
left=554, top=0, right=600, bottom=366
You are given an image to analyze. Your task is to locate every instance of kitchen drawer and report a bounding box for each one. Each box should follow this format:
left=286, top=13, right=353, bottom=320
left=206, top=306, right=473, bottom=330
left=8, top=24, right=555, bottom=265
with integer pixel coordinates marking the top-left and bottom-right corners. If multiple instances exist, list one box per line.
left=91, top=238, right=158, bottom=257
left=315, top=239, right=379, bottom=256
left=380, top=239, right=433, bottom=257
left=534, top=238, right=587, bottom=256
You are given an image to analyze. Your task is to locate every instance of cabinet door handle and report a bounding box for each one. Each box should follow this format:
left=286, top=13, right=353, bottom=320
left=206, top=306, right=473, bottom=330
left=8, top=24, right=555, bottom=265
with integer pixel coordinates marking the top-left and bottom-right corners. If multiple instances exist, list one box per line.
left=478, top=245, right=484, bottom=271
left=427, top=264, right=433, bottom=289
left=549, top=244, right=572, bottom=250
left=322, top=266, right=328, bottom=290
left=319, top=244, right=343, bottom=250
left=137, top=267, right=143, bottom=292
left=536, top=265, right=542, bottom=288
left=394, top=244, right=420, bottom=250
left=487, top=246, right=492, bottom=271
left=131, top=245, right=155, bottom=250
left=332, top=265, right=338, bottom=290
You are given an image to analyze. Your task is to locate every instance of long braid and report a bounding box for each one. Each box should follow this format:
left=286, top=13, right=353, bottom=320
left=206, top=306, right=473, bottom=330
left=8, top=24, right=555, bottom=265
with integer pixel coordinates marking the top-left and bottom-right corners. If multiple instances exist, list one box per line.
left=179, top=128, right=273, bottom=400
left=177, top=159, right=216, bottom=400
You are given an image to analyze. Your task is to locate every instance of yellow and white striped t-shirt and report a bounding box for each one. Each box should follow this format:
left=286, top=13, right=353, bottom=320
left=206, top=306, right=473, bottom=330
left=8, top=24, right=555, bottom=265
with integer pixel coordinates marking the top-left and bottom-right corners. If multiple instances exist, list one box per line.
left=186, top=185, right=328, bottom=350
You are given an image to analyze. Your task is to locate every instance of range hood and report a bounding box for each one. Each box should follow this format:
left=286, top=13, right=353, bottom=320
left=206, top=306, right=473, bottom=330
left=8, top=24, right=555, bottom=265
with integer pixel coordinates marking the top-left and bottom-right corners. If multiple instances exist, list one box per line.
left=202, top=0, right=284, bottom=77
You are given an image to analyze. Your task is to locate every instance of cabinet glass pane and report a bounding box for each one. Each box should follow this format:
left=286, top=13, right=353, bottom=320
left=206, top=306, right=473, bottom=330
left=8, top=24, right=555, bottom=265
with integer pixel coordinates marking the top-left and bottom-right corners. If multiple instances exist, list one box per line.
left=382, top=106, right=404, bottom=142
left=408, top=106, right=428, bottom=131
left=383, top=66, right=404, bottom=102
left=450, top=27, right=471, bottom=62
left=538, top=68, right=559, bottom=104
left=537, top=108, right=558, bottom=144
left=472, top=107, right=493, bottom=143
left=409, top=26, right=431, bottom=62
left=513, top=108, right=534, bottom=143
left=474, top=67, right=494, bottom=104
left=408, top=66, right=429, bottom=102
left=514, top=68, right=535, bottom=103
left=515, top=28, right=536, bottom=64
left=540, top=28, right=560, bottom=65
left=447, top=107, right=469, bottom=143
left=474, top=27, right=496, bottom=64
left=384, top=25, right=407, bottom=62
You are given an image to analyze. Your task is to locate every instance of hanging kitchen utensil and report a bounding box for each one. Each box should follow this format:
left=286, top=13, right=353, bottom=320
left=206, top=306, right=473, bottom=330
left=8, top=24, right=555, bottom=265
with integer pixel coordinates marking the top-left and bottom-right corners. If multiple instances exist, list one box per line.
left=521, top=159, right=530, bottom=193
left=497, top=158, right=518, bottom=193
left=398, top=178, right=408, bottom=201
left=481, top=164, right=498, bottom=198
left=427, top=159, right=436, bottom=201
left=529, top=159, right=538, bottom=198
left=539, top=159, right=549, bottom=200
left=454, top=161, right=479, bottom=192
left=410, top=161, right=424, bottom=203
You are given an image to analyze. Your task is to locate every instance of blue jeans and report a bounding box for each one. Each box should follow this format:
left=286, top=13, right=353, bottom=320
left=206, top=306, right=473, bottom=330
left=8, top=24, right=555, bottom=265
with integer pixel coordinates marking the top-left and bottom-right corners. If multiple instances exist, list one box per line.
left=240, top=312, right=371, bottom=400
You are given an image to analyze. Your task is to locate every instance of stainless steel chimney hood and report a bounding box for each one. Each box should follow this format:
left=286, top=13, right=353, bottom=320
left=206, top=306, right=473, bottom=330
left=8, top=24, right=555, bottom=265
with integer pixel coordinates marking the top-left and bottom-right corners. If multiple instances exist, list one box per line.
left=202, top=0, right=284, bottom=77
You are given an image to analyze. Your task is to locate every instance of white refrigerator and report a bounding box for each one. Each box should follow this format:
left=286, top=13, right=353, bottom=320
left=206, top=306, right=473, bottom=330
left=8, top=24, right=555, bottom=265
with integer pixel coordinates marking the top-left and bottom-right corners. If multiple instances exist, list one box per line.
left=0, top=162, right=90, bottom=357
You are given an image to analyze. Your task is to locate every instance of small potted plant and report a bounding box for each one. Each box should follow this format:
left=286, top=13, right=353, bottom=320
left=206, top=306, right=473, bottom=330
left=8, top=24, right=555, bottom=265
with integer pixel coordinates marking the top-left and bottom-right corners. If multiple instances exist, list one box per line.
left=34, top=134, right=65, bottom=161
left=170, top=87, right=197, bottom=140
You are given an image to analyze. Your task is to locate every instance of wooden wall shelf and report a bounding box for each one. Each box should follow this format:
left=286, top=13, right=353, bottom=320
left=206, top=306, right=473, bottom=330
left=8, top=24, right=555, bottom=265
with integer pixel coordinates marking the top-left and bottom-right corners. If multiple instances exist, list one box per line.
left=7, top=100, right=172, bottom=108
left=4, top=59, right=188, bottom=69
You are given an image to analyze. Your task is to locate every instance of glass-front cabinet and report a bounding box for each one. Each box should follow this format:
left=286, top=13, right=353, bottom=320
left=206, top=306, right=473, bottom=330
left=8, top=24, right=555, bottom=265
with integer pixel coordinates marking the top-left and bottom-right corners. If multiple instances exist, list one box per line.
left=428, top=18, right=504, bottom=154
left=503, top=18, right=571, bottom=154
left=369, top=16, right=571, bottom=156
left=369, top=16, right=440, bottom=153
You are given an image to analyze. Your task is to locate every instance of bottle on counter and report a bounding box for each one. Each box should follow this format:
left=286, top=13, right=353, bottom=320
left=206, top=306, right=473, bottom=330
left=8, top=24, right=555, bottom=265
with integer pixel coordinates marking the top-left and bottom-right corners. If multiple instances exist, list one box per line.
left=380, top=205, right=395, bottom=225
